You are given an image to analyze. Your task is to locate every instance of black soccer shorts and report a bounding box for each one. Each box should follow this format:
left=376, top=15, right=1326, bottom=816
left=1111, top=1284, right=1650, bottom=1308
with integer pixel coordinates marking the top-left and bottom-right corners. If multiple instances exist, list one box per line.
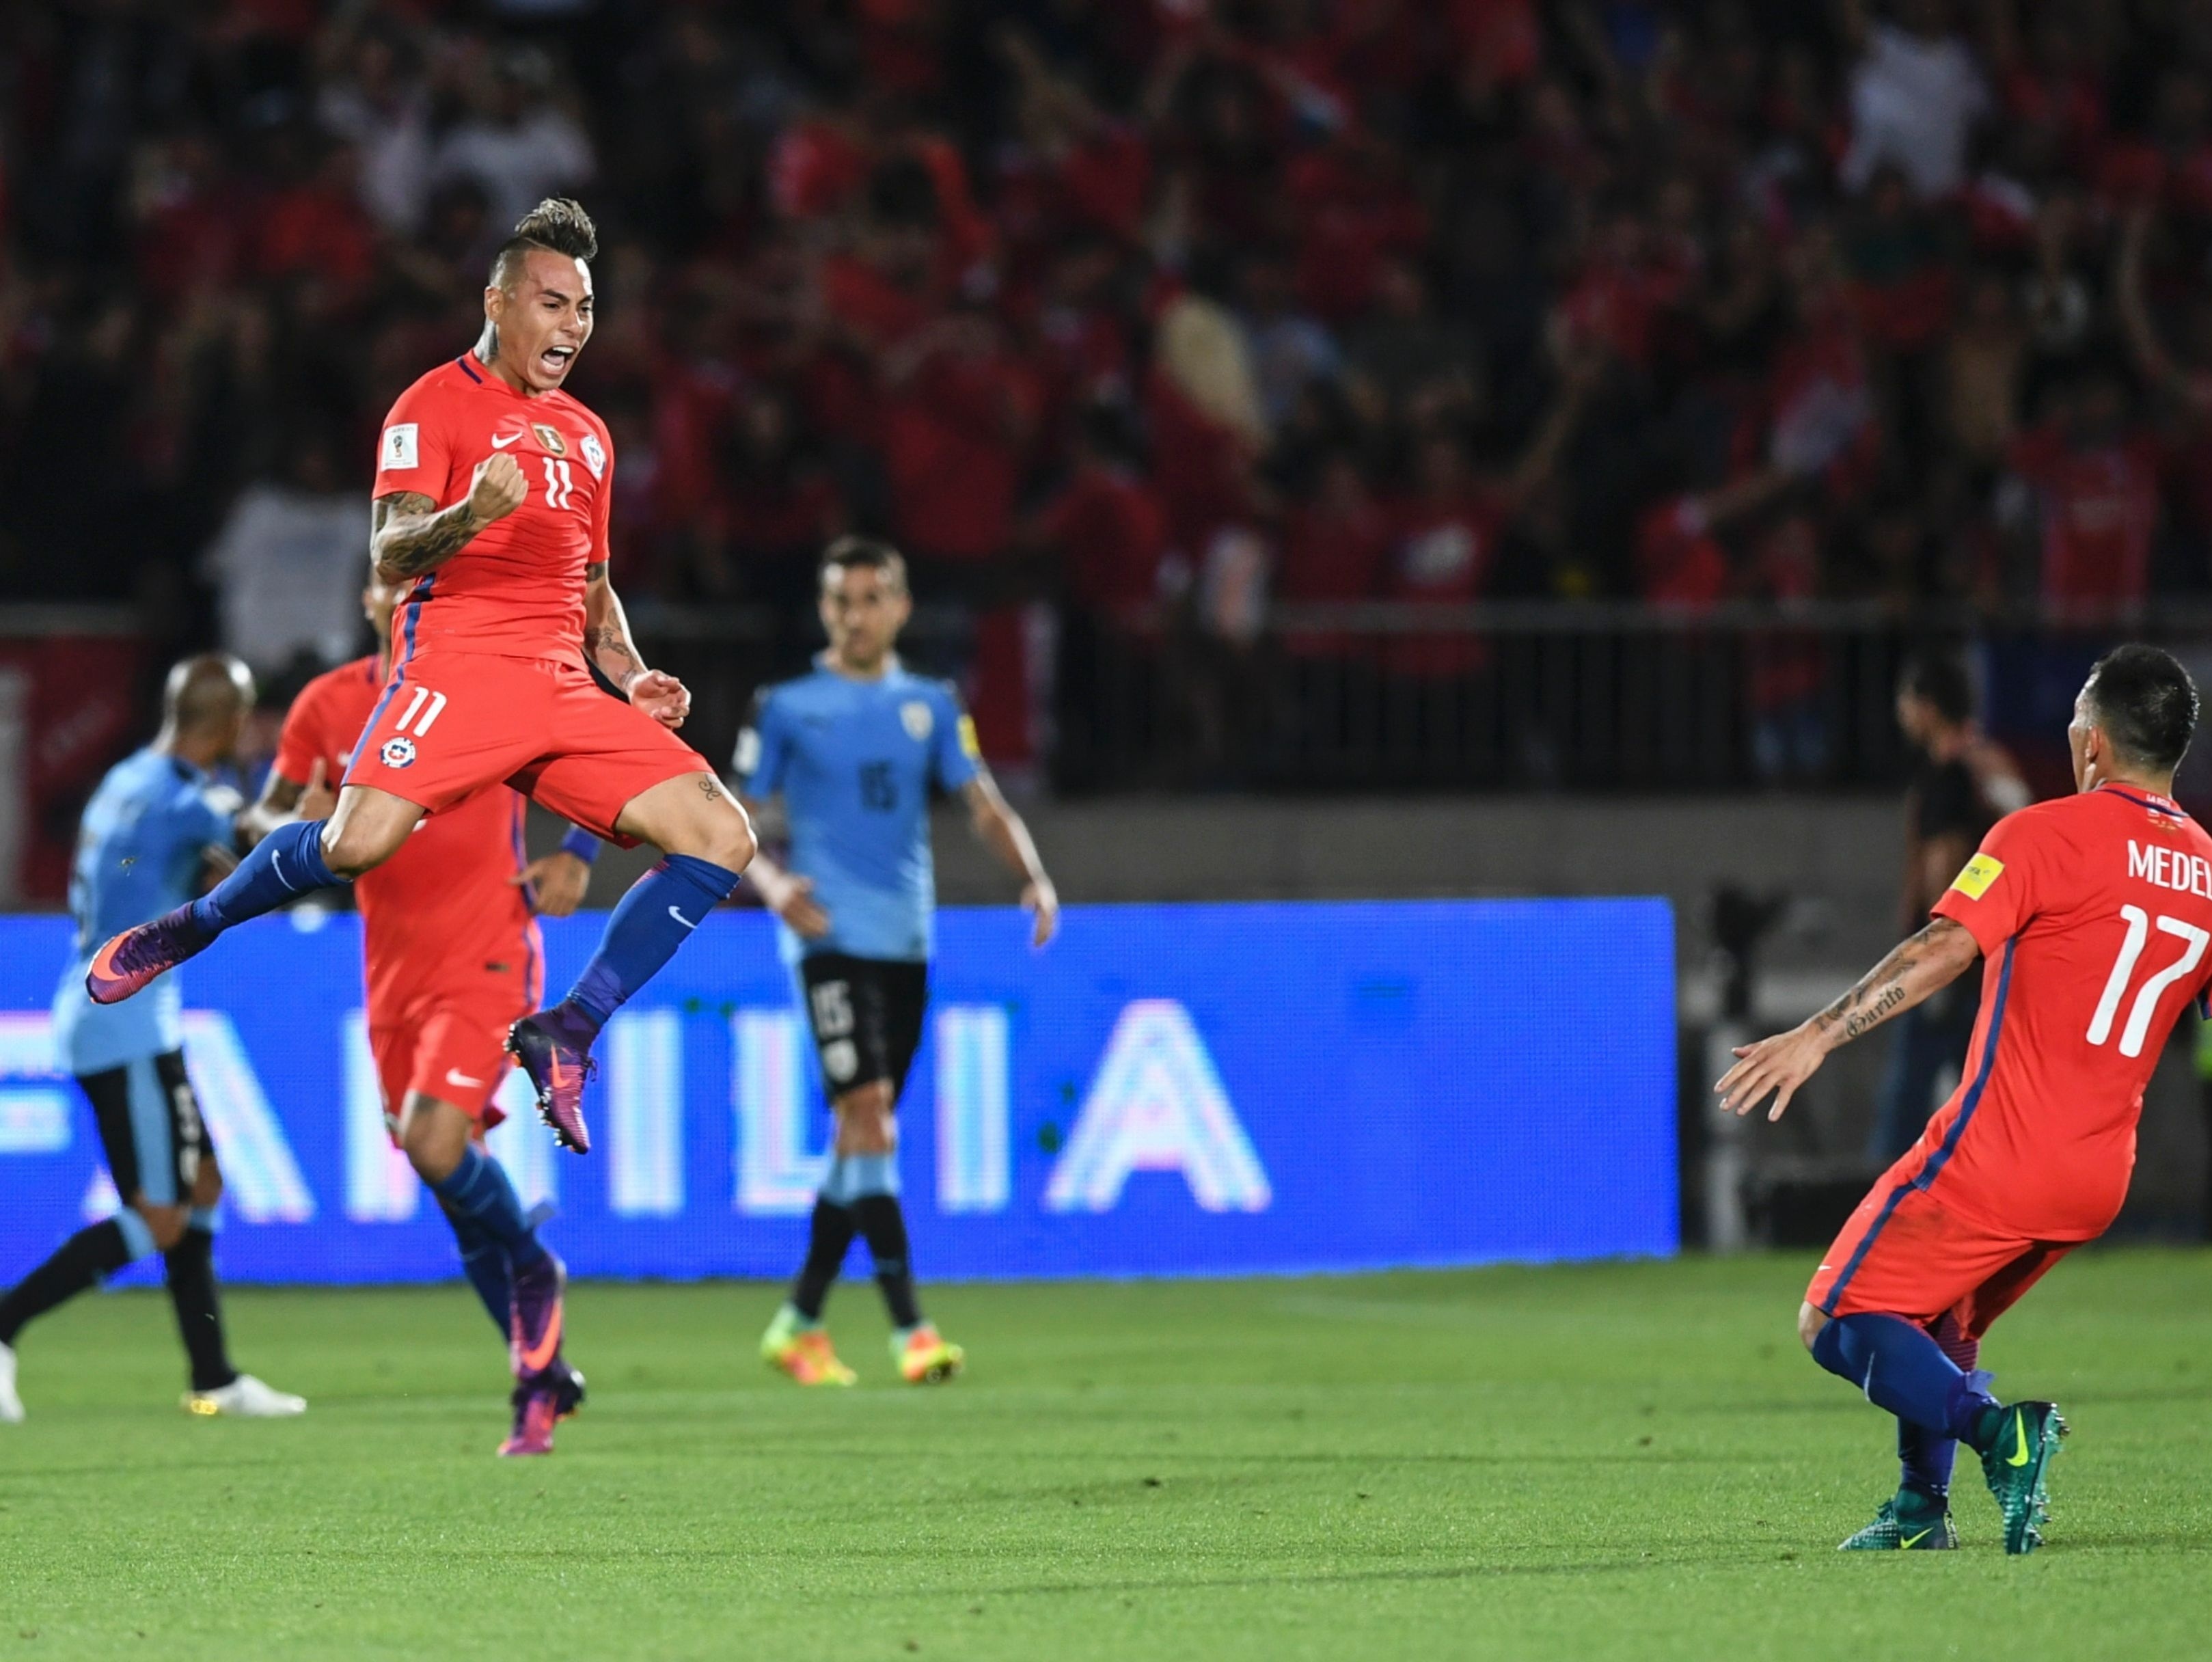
left=798, top=953, right=929, bottom=1104
left=77, top=1050, right=209, bottom=1208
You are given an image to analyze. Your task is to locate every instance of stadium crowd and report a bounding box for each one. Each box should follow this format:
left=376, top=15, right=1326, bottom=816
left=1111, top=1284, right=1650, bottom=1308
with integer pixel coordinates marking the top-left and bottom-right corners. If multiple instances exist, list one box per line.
left=5, top=0, right=2212, bottom=757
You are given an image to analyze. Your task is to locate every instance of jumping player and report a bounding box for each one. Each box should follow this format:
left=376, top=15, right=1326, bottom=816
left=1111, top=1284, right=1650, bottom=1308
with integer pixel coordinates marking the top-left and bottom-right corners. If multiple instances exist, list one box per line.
left=1717, top=644, right=2212, bottom=1554
left=241, top=571, right=592, bottom=1454
left=85, top=198, right=756, bottom=1184
left=739, top=537, right=1058, bottom=1387
left=0, top=657, right=304, bottom=1423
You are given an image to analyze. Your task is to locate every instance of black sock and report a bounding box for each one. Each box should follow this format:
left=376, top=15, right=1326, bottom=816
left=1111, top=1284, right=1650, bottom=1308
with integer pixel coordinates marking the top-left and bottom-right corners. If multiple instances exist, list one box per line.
left=163, top=1227, right=236, bottom=1393
left=852, top=1195, right=922, bottom=1329
left=791, top=1198, right=858, bottom=1322
left=0, top=1219, right=133, bottom=1346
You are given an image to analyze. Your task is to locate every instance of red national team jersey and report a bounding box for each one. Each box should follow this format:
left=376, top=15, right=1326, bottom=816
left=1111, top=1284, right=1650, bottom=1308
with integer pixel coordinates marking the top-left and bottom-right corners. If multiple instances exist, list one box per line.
left=273, top=655, right=538, bottom=1008
left=373, top=357, right=614, bottom=662
left=1920, top=784, right=2212, bottom=1240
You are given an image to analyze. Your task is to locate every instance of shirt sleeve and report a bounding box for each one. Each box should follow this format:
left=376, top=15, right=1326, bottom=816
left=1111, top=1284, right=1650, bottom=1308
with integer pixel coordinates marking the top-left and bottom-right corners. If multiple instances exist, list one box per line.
left=1930, top=809, right=2045, bottom=955
left=269, top=679, right=331, bottom=785
left=588, top=422, right=614, bottom=566
left=176, top=780, right=239, bottom=852
left=734, top=688, right=790, bottom=798
left=374, top=378, right=454, bottom=504
left=930, top=683, right=983, bottom=794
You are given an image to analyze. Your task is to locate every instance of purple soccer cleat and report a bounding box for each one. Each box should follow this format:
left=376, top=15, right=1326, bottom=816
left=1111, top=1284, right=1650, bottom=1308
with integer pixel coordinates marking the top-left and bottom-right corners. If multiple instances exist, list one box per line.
left=505, top=1011, right=597, bottom=1154
left=497, top=1385, right=560, bottom=1457
left=509, top=1251, right=568, bottom=1383
left=85, top=905, right=216, bottom=1006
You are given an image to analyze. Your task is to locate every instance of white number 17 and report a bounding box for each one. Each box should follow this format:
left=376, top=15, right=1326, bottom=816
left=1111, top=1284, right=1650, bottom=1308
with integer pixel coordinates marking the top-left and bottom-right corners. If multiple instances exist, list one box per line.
left=2087, top=905, right=2211, bottom=1057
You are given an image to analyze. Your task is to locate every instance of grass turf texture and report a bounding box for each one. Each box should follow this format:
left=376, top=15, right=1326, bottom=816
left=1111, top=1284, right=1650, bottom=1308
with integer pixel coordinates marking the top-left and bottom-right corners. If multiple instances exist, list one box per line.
left=3, top=1252, right=2211, bottom=1660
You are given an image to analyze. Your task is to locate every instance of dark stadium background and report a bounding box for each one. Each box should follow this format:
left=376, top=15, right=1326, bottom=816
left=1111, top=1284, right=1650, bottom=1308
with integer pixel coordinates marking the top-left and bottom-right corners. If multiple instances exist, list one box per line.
left=3, top=0, right=2211, bottom=1238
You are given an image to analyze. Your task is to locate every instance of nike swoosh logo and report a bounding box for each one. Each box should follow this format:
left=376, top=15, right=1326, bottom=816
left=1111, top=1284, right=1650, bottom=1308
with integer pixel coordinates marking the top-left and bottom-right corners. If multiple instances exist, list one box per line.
left=490, top=431, right=523, bottom=448
left=668, top=907, right=696, bottom=929
left=2007, top=1412, right=2032, bottom=1467
left=1900, top=1527, right=1933, bottom=1548
left=517, top=1305, right=563, bottom=1374
left=446, top=1069, right=484, bottom=1089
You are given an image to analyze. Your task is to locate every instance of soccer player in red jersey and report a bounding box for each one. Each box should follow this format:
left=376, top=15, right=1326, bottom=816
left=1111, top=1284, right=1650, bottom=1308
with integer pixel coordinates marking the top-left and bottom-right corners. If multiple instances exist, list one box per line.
left=1718, top=645, right=2212, bottom=1554
left=87, top=195, right=754, bottom=1138
left=241, top=573, right=595, bottom=1454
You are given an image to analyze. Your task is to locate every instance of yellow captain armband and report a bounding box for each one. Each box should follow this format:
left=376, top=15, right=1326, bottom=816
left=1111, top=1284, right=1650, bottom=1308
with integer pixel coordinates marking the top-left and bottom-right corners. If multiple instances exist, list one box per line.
left=1950, top=853, right=2004, bottom=901
left=957, top=714, right=981, bottom=761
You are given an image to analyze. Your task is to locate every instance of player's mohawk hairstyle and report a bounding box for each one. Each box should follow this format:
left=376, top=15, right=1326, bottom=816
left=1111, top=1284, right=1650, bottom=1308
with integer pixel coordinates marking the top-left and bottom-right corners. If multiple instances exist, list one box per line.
left=491, top=197, right=599, bottom=288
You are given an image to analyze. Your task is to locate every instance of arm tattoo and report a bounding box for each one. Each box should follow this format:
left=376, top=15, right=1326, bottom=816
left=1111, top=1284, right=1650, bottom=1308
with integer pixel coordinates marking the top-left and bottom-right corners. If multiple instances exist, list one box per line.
left=582, top=562, right=644, bottom=690
left=372, top=491, right=480, bottom=581
left=1813, top=918, right=1971, bottom=1043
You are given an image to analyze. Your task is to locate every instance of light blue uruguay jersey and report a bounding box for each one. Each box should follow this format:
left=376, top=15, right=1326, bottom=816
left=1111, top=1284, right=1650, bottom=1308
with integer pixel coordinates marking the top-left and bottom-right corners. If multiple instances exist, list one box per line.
left=51, top=748, right=239, bottom=1074
left=735, top=660, right=981, bottom=964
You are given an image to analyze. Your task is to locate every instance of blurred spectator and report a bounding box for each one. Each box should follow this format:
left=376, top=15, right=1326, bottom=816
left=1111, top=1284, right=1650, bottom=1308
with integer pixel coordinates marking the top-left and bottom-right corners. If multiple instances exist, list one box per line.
left=431, top=46, right=595, bottom=232
left=9, top=0, right=2212, bottom=780
left=2007, top=368, right=2161, bottom=616
left=1873, top=651, right=2028, bottom=1162
left=1840, top=0, right=1989, bottom=200
left=200, top=428, right=368, bottom=677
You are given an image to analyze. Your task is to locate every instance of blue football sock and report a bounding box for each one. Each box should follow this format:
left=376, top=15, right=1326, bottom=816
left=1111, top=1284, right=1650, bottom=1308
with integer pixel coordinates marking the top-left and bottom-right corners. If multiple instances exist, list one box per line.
left=1898, top=1316, right=1980, bottom=1499
left=189, top=819, right=344, bottom=934
left=429, top=1146, right=547, bottom=1276
left=558, top=855, right=739, bottom=1035
left=1812, top=1311, right=2000, bottom=1447
left=438, top=1199, right=514, bottom=1337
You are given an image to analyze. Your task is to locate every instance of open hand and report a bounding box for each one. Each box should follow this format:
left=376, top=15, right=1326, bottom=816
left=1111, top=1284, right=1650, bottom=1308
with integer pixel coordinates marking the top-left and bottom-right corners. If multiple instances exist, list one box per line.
left=765, top=873, right=832, bottom=939
left=1022, top=878, right=1059, bottom=948
left=297, top=757, right=338, bottom=823
left=1713, top=1024, right=1831, bottom=1122
left=515, top=849, right=592, bottom=916
left=627, top=668, right=691, bottom=728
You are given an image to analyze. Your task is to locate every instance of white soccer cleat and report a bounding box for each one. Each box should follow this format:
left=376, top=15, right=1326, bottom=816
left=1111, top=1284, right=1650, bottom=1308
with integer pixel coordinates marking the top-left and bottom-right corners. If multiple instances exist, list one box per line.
left=182, top=1374, right=305, bottom=1418
left=0, top=1341, right=23, bottom=1423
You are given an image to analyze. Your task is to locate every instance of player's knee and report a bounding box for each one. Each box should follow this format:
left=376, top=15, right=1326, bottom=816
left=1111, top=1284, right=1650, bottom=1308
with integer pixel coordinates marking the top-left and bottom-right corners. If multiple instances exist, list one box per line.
left=134, top=1201, right=189, bottom=1254
left=398, top=1099, right=469, bottom=1183
left=320, top=817, right=394, bottom=878
left=705, top=794, right=756, bottom=874
left=834, top=1085, right=897, bottom=1154
left=1797, top=1302, right=1828, bottom=1352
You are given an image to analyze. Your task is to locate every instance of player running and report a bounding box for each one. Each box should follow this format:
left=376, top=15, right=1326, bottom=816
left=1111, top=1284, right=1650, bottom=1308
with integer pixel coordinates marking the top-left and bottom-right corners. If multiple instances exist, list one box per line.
left=739, top=538, right=1058, bottom=1387
left=84, top=197, right=756, bottom=1169
left=241, top=572, right=592, bottom=1455
left=1718, top=644, right=2212, bottom=1555
left=0, top=657, right=304, bottom=1423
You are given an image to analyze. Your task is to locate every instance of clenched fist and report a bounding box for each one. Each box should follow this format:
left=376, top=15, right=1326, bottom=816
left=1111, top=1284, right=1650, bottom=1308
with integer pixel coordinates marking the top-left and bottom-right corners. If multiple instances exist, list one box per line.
left=467, top=452, right=529, bottom=523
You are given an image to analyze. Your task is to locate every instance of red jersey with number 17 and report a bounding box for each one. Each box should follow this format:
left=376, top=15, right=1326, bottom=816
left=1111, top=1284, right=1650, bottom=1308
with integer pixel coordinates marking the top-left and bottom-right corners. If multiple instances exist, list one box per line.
left=273, top=655, right=536, bottom=1009
left=373, top=356, right=613, bottom=662
left=1917, top=783, right=2212, bottom=1241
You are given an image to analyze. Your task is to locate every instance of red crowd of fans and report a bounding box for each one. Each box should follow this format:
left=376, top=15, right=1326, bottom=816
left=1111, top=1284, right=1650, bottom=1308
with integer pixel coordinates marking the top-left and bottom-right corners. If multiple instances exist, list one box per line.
left=8, top=0, right=2212, bottom=760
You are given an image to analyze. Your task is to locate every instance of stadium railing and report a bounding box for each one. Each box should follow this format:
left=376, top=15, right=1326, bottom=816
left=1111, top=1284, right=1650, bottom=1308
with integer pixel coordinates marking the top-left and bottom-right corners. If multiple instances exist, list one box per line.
left=628, top=598, right=2190, bottom=794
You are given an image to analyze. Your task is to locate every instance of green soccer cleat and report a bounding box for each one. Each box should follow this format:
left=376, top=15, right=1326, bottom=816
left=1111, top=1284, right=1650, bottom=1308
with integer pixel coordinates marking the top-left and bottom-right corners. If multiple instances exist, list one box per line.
left=1838, top=1495, right=1958, bottom=1552
left=1980, top=1400, right=2067, bottom=1555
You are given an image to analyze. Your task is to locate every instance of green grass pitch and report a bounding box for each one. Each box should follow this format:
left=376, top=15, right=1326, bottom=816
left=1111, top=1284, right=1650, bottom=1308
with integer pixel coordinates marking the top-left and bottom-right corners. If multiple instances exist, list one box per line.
left=4, top=1249, right=2211, bottom=1659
